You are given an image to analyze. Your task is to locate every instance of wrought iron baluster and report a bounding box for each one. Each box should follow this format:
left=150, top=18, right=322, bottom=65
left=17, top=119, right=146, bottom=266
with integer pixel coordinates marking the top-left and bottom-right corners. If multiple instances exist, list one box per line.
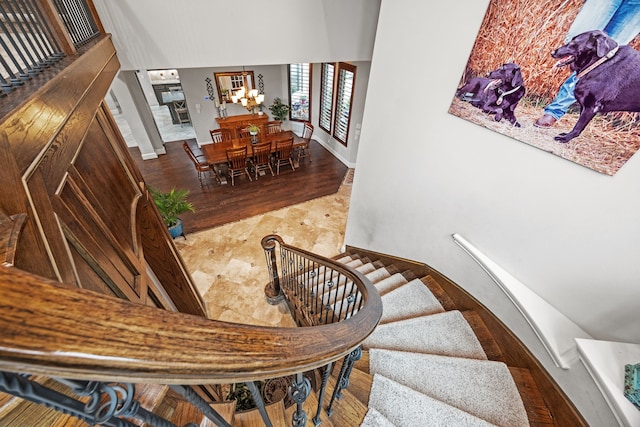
left=312, top=362, right=333, bottom=426
left=326, top=346, right=362, bottom=415
left=171, top=384, right=232, bottom=427
left=244, top=381, right=273, bottom=427
left=289, top=372, right=311, bottom=427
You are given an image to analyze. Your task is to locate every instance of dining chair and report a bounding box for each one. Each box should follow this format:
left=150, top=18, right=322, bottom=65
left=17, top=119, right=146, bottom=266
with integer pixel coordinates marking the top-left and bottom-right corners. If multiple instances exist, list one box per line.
left=265, top=121, right=282, bottom=135
left=297, top=122, right=314, bottom=163
left=173, top=100, right=191, bottom=126
left=236, top=126, right=252, bottom=139
left=209, top=128, right=232, bottom=143
left=226, top=146, right=252, bottom=186
left=251, top=141, right=274, bottom=179
left=182, top=141, right=212, bottom=186
left=274, top=137, right=296, bottom=175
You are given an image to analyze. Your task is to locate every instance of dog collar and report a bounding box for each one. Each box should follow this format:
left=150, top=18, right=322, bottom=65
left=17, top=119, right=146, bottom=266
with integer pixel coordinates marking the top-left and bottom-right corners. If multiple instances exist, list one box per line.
left=577, top=46, right=619, bottom=79
left=496, top=85, right=521, bottom=105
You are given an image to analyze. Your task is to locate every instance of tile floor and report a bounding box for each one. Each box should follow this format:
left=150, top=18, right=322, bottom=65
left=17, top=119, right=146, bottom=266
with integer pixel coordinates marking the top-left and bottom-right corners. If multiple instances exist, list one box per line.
left=112, top=104, right=195, bottom=146
left=113, top=104, right=353, bottom=327
left=174, top=174, right=353, bottom=328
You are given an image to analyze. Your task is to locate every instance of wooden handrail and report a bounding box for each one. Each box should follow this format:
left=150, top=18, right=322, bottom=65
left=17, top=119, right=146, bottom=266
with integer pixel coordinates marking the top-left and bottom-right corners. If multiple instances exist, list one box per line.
left=0, top=262, right=382, bottom=385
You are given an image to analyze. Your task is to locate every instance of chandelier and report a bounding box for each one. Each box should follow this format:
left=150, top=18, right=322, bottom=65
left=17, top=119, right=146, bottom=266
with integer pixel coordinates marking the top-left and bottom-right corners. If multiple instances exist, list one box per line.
left=231, top=82, right=264, bottom=114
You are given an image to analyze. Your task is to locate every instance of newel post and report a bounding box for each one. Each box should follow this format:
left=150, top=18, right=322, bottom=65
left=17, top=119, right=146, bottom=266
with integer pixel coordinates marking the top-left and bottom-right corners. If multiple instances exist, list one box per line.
left=261, top=234, right=284, bottom=304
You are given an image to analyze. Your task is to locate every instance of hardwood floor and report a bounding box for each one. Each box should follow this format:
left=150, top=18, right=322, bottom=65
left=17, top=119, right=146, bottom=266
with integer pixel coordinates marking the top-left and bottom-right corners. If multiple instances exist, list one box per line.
left=129, top=138, right=349, bottom=234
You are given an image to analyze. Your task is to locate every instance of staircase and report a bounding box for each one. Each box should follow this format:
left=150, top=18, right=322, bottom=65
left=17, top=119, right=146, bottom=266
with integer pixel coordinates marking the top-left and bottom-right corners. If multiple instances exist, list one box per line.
left=0, top=247, right=586, bottom=426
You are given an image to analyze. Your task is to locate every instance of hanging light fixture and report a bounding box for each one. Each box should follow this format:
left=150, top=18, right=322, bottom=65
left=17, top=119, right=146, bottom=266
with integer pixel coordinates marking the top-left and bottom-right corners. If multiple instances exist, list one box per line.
left=231, top=68, right=265, bottom=114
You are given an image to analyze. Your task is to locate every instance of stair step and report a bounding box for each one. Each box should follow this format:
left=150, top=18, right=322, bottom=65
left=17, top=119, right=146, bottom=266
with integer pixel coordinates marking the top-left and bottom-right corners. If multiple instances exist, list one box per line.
left=379, top=278, right=444, bottom=324
left=364, top=266, right=391, bottom=284
left=328, top=364, right=373, bottom=407
left=368, top=374, right=496, bottom=427
left=364, top=310, right=487, bottom=360
left=369, top=349, right=529, bottom=427
left=361, top=407, right=396, bottom=427
left=462, top=310, right=506, bottom=363
left=321, top=382, right=368, bottom=427
left=371, top=272, right=409, bottom=296
left=422, top=275, right=457, bottom=311
left=284, top=388, right=335, bottom=427
left=509, top=367, right=555, bottom=426
left=235, top=401, right=287, bottom=427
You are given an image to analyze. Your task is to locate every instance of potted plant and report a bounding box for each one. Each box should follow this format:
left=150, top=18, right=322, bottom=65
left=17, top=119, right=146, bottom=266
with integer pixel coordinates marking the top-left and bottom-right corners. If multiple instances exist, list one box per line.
left=150, top=187, right=194, bottom=239
left=247, top=123, right=260, bottom=135
left=269, top=97, right=290, bottom=122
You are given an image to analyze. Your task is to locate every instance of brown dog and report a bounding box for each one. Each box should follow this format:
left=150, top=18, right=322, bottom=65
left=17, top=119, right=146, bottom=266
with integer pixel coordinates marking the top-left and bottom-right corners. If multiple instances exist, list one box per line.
left=551, top=30, right=640, bottom=142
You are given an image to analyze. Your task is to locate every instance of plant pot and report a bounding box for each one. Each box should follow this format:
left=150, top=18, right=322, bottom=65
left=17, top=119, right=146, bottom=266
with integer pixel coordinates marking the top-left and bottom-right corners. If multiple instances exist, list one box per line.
left=168, top=218, right=184, bottom=239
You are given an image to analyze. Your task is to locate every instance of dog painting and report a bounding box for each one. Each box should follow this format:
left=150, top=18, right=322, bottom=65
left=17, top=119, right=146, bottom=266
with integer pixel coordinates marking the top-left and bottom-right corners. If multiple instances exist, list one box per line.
left=448, top=0, right=640, bottom=176
left=456, top=62, right=526, bottom=127
left=551, top=30, right=640, bottom=143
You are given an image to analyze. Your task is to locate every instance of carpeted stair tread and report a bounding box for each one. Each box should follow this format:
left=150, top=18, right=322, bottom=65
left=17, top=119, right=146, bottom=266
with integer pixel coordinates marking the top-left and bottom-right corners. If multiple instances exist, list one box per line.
left=369, top=349, right=529, bottom=427
left=364, top=266, right=392, bottom=284
left=368, top=374, right=497, bottom=427
left=361, top=407, right=397, bottom=427
left=379, top=278, right=444, bottom=323
left=364, top=310, right=487, bottom=360
left=371, top=272, right=409, bottom=296
left=355, top=262, right=377, bottom=275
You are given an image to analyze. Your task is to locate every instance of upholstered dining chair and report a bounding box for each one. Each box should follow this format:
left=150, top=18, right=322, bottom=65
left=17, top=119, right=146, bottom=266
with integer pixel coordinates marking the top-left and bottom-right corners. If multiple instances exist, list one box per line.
left=297, top=122, right=314, bottom=163
left=265, top=121, right=282, bottom=135
left=226, top=146, right=252, bottom=186
left=209, top=128, right=232, bottom=143
left=182, top=141, right=212, bottom=186
left=251, top=141, right=274, bottom=179
left=274, top=137, right=296, bottom=175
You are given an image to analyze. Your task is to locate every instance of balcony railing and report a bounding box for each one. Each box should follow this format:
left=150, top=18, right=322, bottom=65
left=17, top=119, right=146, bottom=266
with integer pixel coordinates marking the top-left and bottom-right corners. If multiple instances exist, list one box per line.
left=0, top=0, right=99, bottom=96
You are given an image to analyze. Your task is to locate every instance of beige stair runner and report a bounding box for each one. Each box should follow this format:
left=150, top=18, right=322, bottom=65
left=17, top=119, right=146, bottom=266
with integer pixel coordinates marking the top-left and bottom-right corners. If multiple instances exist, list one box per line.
left=336, top=255, right=530, bottom=427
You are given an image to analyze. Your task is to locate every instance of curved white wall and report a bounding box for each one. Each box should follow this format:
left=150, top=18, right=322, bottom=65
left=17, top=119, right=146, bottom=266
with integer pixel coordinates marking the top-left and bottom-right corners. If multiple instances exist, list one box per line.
left=345, top=0, right=639, bottom=424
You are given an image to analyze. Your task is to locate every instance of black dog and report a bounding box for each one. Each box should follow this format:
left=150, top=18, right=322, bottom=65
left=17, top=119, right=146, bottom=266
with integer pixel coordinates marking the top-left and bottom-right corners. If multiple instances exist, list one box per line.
left=456, top=62, right=526, bottom=126
left=551, top=30, right=640, bottom=142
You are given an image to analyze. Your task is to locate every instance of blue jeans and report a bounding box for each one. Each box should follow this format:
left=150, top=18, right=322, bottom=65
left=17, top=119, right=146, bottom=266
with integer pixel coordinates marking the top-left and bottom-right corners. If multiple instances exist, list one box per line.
left=544, top=0, right=640, bottom=119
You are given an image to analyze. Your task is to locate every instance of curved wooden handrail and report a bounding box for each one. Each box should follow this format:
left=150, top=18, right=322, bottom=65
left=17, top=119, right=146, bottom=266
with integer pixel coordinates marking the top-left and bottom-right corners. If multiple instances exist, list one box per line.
left=0, top=259, right=382, bottom=385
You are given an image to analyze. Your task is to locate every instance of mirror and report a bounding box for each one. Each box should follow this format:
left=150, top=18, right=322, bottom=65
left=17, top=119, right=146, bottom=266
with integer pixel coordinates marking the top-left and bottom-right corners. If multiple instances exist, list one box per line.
left=214, top=71, right=255, bottom=104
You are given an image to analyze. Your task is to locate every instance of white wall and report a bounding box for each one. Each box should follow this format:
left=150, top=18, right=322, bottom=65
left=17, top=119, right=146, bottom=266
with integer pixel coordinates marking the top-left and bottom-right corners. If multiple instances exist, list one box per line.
left=93, top=0, right=380, bottom=70
left=345, top=0, right=640, bottom=423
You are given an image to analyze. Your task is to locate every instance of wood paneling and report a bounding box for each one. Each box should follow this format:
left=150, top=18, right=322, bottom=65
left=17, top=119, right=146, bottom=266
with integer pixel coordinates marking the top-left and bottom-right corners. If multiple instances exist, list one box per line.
left=0, top=35, right=206, bottom=316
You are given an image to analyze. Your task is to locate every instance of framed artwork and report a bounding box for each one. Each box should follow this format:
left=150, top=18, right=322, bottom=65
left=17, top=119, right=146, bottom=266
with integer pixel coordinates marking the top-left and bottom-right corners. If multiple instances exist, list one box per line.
left=449, top=0, right=640, bottom=176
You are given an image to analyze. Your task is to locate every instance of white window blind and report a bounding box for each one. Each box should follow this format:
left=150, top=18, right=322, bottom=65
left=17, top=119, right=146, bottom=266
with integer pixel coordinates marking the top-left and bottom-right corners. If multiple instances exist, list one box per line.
left=333, top=63, right=356, bottom=145
left=319, top=63, right=335, bottom=133
left=289, top=63, right=311, bottom=121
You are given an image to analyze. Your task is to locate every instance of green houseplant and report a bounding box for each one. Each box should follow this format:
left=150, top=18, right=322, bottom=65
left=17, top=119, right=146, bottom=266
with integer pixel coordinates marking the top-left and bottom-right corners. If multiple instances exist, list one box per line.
left=247, top=123, right=260, bottom=135
left=269, top=97, right=290, bottom=122
left=150, top=187, right=194, bottom=239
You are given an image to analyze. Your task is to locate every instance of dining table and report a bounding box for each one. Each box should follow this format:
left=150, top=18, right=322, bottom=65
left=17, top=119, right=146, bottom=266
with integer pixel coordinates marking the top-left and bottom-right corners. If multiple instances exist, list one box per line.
left=202, top=130, right=305, bottom=184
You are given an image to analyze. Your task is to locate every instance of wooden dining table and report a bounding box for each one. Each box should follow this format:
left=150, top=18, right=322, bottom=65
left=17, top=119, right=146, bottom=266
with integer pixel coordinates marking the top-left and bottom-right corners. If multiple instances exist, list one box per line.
left=201, top=130, right=305, bottom=183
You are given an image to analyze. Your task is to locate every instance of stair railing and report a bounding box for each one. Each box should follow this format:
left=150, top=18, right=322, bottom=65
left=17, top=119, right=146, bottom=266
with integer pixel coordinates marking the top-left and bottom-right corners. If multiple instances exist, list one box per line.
left=262, top=234, right=383, bottom=424
left=0, top=253, right=382, bottom=426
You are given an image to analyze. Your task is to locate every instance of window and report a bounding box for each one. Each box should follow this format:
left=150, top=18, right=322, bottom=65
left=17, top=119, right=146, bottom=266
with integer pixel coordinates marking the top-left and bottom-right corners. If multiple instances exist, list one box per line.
left=333, top=63, right=356, bottom=145
left=319, top=62, right=356, bottom=146
left=288, top=63, right=311, bottom=121
left=319, top=63, right=335, bottom=134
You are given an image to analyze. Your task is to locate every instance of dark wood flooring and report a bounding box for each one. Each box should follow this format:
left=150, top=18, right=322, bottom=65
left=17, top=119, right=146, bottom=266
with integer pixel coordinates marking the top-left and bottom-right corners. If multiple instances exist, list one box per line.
left=129, top=138, right=349, bottom=234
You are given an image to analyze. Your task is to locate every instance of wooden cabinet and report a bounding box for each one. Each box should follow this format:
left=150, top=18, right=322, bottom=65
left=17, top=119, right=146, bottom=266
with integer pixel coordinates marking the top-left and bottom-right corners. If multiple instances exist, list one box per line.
left=216, top=113, right=269, bottom=139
